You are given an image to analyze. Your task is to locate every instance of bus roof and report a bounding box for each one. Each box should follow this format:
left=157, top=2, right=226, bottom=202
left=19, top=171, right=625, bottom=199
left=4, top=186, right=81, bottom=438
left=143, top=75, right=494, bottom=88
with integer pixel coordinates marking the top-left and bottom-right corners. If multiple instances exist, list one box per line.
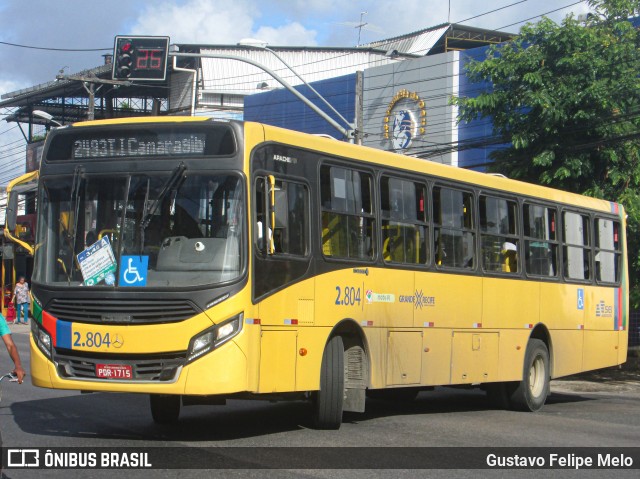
left=69, top=116, right=210, bottom=128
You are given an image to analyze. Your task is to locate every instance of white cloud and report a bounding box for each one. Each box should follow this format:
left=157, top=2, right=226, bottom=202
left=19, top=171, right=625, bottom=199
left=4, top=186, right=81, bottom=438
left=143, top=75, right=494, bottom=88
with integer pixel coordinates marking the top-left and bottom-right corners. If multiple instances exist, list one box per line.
left=255, top=22, right=318, bottom=46
left=130, top=0, right=317, bottom=45
left=131, top=0, right=255, bottom=43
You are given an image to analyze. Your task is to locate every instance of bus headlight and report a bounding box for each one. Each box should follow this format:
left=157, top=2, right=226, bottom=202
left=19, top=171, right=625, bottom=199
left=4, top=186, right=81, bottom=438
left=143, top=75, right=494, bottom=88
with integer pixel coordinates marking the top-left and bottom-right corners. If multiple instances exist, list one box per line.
left=35, top=324, right=53, bottom=360
left=186, top=313, right=243, bottom=364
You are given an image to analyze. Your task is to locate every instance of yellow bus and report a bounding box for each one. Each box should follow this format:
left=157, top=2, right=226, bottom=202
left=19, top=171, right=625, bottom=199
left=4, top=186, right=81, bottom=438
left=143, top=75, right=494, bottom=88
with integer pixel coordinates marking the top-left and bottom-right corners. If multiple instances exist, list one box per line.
left=24, top=117, right=627, bottom=429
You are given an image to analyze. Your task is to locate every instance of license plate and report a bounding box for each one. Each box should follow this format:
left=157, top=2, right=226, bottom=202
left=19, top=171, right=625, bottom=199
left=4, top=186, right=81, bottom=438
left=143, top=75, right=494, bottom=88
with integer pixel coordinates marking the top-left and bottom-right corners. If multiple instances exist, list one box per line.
left=96, top=364, right=133, bottom=379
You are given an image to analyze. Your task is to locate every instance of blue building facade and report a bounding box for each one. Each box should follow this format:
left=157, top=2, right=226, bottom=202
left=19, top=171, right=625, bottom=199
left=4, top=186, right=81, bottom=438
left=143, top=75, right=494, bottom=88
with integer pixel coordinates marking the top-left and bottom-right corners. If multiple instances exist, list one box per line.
left=244, top=74, right=357, bottom=141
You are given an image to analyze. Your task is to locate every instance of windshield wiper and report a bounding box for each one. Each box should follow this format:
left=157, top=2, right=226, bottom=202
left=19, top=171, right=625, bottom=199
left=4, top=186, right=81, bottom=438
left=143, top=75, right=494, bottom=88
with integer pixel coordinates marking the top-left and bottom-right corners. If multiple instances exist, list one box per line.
left=138, top=162, right=187, bottom=251
left=141, top=162, right=187, bottom=229
left=65, top=165, right=84, bottom=283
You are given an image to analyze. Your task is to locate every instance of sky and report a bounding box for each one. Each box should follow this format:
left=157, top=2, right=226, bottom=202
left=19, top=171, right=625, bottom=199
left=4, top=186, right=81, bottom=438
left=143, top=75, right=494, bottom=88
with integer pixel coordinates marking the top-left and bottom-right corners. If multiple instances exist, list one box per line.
left=0, top=0, right=591, bottom=184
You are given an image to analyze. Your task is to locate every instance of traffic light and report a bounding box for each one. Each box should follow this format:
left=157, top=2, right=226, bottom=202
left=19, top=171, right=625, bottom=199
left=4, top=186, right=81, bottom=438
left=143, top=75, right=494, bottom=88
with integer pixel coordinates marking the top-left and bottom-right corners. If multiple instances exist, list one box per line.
left=114, top=38, right=134, bottom=79
left=112, top=36, right=170, bottom=81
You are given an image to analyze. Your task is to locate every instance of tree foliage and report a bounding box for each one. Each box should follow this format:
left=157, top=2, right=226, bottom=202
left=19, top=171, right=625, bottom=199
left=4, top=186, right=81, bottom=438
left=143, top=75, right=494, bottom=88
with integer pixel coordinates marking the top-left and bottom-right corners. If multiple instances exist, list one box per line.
left=452, top=0, right=640, bottom=307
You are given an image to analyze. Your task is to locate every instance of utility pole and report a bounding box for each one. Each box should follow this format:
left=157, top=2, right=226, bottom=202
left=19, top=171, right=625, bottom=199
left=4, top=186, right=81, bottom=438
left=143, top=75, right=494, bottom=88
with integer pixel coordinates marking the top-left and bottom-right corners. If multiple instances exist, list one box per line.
left=56, top=74, right=131, bottom=121
left=355, top=71, right=364, bottom=145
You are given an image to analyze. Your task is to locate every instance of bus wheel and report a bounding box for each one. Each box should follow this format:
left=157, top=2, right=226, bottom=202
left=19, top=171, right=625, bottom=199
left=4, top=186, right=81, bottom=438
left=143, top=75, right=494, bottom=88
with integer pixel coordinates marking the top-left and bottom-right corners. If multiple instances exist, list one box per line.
left=509, top=339, right=550, bottom=412
left=312, top=335, right=345, bottom=430
left=150, top=394, right=181, bottom=424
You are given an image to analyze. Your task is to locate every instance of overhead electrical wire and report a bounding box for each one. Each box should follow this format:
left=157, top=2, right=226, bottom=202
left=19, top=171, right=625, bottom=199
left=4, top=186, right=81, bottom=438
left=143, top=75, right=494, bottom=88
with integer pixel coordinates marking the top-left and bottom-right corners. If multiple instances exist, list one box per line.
left=0, top=40, right=110, bottom=52
left=496, top=0, right=585, bottom=30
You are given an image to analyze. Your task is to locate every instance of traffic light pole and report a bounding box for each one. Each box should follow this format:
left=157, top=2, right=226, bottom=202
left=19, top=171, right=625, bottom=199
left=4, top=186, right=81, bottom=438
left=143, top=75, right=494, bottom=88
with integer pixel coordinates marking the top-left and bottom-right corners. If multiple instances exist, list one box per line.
left=170, top=51, right=356, bottom=141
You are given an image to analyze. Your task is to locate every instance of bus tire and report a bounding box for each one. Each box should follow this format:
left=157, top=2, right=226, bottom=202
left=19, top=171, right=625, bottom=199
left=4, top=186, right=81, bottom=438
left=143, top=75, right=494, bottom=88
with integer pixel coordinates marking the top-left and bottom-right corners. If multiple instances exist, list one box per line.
left=509, top=339, right=550, bottom=412
left=150, top=394, right=181, bottom=424
left=313, top=335, right=345, bottom=430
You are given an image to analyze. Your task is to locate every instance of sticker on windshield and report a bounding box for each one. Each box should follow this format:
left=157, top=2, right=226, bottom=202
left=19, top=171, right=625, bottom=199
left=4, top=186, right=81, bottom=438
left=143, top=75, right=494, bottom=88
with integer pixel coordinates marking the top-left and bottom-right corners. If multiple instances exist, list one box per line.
left=77, top=236, right=117, bottom=286
left=119, top=255, right=149, bottom=287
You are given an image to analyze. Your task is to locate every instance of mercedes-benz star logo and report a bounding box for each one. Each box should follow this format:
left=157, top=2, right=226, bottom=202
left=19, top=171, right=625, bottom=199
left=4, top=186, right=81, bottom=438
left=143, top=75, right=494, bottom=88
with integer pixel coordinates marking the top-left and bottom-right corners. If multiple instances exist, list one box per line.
left=112, top=334, right=124, bottom=348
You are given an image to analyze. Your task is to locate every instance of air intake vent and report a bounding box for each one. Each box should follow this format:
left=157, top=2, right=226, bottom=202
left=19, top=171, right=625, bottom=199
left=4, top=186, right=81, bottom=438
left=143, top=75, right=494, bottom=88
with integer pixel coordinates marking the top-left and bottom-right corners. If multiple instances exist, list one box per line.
left=54, top=350, right=185, bottom=382
left=47, top=298, right=200, bottom=324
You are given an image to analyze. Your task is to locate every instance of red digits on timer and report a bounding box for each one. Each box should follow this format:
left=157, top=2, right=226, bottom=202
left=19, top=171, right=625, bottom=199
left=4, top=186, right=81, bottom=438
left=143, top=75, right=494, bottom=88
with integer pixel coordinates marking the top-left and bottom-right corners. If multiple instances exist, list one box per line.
left=136, top=49, right=163, bottom=70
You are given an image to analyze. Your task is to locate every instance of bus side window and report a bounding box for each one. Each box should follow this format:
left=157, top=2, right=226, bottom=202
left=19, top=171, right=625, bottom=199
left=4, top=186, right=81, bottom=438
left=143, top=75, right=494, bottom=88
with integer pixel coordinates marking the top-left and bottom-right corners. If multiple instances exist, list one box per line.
left=595, top=218, right=621, bottom=283
left=523, top=204, right=558, bottom=277
left=253, top=178, right=267, bottom=254
left=380, top=176, right=428, bottom=265
left=479, top=195, right=519, bottom=274
left=256, top=176, right=308, bottom=256
left=320, top=165, right=375, bottom=260
left=275, top=180, right=308, bottom=256
left=562, top=211, right=591, bottom=281
left=433, top=186, right=474, bottom=269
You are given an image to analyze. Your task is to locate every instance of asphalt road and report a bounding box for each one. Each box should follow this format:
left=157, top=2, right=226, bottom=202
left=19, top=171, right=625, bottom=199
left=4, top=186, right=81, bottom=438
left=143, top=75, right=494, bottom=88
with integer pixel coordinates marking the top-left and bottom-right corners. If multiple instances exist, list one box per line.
left=1, top=327, right=639, bottom=479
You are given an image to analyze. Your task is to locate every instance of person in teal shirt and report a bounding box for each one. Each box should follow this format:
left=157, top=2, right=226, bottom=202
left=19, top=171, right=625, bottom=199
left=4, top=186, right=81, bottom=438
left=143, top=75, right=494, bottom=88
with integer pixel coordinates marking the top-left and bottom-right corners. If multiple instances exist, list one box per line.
left=0, top=314, right=25, bottom=383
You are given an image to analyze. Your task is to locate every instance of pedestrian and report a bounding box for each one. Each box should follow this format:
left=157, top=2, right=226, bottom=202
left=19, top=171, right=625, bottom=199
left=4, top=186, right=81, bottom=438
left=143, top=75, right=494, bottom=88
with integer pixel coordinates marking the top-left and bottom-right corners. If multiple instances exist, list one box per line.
left=11, top=277, right=30, bottom=325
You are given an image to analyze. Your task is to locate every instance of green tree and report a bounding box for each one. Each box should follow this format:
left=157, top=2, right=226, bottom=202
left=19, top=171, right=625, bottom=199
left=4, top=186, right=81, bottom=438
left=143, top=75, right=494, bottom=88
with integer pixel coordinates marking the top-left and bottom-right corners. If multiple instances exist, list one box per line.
left=452, top=0, right=640, bottom=307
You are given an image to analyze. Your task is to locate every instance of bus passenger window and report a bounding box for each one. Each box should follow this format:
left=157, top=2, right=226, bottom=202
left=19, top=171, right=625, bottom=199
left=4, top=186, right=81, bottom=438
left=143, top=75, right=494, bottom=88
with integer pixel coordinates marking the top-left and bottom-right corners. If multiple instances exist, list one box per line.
left=320, top=165, right=375, bottom=260
left=380, top=176, right=428, bottom=265
left=479, top=195, right=519, bottom=274
left=255, top=177, right=308, bottom=256
left=433, top=186, right=474, bottom=269
left=595, top=218, right=621, bottom=283
left=523, top=204, right=558, bottom=277
left=562, top=211, right=591, bottom=281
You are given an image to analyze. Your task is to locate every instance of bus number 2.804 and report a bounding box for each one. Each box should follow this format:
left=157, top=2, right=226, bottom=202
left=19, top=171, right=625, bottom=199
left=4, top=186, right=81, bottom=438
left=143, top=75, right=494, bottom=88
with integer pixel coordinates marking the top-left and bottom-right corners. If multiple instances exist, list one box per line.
left=73, top=331, right=112, bottom=348
left=335, top=286, right=361, bottom=306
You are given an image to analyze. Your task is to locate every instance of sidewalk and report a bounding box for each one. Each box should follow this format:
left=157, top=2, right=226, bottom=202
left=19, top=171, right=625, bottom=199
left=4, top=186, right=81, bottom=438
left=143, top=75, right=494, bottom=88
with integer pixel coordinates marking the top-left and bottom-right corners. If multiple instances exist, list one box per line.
left=7, top=321, right=30, bottom=334
left=551, top=359, right=640, bottom=393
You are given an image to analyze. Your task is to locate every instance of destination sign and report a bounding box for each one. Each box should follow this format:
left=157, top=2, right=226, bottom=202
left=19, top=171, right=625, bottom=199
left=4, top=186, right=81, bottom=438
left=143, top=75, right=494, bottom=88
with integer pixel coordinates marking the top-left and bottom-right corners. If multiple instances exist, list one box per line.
left=46, top=124, right=236, bottom=162
left=73, top=134, right=207, bottom=159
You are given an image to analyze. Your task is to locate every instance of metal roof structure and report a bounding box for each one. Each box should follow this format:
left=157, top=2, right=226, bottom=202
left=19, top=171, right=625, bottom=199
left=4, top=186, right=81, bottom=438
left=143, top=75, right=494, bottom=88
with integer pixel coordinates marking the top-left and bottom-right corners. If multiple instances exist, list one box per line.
left=0, top=63, right=168, bottom=127
left=363, top=23, right=515, bottom=56
left=194, top=45, right=406, bottom=92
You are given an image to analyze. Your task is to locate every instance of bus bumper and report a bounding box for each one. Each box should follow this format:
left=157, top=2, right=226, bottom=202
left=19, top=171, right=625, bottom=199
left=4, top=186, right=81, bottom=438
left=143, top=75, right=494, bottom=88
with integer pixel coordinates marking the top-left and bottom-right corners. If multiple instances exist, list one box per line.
left=30, top=334, right=250, bottom=395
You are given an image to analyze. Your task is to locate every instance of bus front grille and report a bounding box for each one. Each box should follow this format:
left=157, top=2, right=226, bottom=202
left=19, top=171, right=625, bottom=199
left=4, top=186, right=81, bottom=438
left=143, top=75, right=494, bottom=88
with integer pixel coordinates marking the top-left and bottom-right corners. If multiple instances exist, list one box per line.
left=54, top=351, right=186, bottom=382
left=47, top=298, right=199, bottom=324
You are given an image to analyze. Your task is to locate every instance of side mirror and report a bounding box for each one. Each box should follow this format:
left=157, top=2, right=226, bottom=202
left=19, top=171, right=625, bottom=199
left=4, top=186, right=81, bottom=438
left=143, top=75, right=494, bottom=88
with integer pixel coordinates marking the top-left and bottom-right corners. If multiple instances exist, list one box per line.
left=6, top=190, right=18, bottom=232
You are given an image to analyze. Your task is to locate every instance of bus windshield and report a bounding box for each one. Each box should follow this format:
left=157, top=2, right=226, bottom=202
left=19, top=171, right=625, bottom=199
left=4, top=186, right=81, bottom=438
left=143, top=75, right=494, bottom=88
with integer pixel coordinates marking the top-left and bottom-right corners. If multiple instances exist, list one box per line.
left=33, top=171, right=244, bottom=288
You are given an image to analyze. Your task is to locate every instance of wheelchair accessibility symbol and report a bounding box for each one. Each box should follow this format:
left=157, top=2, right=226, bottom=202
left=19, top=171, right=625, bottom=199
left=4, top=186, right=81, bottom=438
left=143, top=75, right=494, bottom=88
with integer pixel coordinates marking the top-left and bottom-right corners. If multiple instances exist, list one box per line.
left=577, top=288, right=585, bottom=310
left=119, top=256, right=148, bottom=287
